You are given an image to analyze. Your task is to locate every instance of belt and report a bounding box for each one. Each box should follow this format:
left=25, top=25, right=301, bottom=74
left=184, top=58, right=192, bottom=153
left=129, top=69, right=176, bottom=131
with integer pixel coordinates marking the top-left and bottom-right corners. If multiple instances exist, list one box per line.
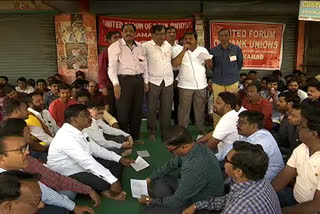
left=118, top=74, right=142, bottom=78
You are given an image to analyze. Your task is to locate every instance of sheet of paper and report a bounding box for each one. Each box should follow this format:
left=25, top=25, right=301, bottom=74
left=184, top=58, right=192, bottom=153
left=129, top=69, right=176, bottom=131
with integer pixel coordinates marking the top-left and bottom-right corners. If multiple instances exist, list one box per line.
left=130, top=179, right=149, bottom=199
left=137, top=150, right=150, bottom=158
left=130, top=156, right=150, bottom=172
left=197, top=52, right=213, bottom=60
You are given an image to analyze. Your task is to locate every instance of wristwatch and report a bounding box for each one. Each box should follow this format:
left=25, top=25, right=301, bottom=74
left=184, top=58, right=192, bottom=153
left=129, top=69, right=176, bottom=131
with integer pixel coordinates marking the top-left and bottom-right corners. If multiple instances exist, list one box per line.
left=145, top=197, right=151, bottom=205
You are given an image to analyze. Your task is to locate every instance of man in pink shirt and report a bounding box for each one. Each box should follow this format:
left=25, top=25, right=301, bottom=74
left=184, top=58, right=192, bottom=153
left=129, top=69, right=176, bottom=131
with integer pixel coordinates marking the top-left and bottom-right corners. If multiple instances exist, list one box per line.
left=108, top=24, right=148, bottom=140
left=49, top=83, right=77, bottom=127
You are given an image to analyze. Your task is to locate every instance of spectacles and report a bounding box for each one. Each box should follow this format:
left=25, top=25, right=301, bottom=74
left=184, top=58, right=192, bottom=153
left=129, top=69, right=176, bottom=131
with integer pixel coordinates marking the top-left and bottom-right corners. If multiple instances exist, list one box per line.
left=167, top=145, right=181, bottom=153
left=0, top=144, right=29, bottom=154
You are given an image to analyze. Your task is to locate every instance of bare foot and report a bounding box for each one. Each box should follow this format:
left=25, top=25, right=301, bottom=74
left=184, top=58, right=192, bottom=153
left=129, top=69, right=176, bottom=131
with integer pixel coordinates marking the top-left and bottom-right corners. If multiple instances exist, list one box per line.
left=148, top=134, right=156, bottom=142
left=102, top=190, right=127, bottom=201
left=121, top=149, right=132, bottom=157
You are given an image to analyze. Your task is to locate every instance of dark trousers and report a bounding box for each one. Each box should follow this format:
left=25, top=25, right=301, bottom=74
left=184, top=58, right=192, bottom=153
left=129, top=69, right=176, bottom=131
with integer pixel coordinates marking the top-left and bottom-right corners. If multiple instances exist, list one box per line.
left=147, top=82, right=173, bottom=137
left=104, top=133, right=127, bottom=144
left=39, top=206, right=68, bottom=214
left=144, top=176, right=187, bottom=214
left=172, top=70, right=179, bottom=125
left=69, top=158, right=123, bottom=193
left=277, top=187, right=297, bottom=208
left=116, top=74, right=144, bottom=140
left=106, top=87, right=116, bottom=116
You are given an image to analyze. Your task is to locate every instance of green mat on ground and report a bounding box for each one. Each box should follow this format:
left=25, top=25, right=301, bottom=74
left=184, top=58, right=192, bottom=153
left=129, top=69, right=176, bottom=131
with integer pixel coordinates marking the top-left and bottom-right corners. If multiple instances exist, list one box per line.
left=76, top=120, right=208, bottom=214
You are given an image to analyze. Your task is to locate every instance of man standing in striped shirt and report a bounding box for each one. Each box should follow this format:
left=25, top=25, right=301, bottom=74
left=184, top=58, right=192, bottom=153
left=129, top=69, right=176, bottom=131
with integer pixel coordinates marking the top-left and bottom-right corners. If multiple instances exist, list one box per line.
left=183, top=141, right=281, bottom=214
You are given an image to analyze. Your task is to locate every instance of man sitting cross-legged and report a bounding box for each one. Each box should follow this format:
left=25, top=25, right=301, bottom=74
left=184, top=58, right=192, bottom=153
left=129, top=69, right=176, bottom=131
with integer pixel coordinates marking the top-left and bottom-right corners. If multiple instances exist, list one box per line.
left=25, top=91, right=59, bottom=146
left=138, top=125, right=225, bottom=214
left=0, top=129, right=94, bottom=214
left=47, top=104, right=134, bottom=201
left=84, top=103, right=133, bottom=157
left=0, top=118, right=101, bottom=208
left=183, top=141, right=282, bottom=214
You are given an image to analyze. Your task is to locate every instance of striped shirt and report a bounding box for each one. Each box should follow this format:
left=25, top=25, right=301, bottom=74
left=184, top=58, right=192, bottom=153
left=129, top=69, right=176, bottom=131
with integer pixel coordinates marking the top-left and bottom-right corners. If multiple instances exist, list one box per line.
left=196, top=179, right=282, bottom=214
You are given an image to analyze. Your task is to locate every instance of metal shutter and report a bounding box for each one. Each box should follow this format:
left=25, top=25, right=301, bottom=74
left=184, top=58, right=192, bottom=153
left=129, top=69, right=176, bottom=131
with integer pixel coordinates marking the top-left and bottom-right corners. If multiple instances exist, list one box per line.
left=304, top=21, right=320, bottom=77
left=0, top=14, right=57, bottom=84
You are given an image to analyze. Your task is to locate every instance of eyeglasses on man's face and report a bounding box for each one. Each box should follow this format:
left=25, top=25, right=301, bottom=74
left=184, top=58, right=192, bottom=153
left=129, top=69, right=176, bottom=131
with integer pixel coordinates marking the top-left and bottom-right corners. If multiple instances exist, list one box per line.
left=0, top=144, right=29, bottom=155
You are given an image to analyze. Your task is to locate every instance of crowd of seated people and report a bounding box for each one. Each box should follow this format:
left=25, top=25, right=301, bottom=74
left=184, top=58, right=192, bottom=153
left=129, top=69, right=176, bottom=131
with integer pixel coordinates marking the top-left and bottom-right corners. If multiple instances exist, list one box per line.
left=0, top=64, right=319, bottom=214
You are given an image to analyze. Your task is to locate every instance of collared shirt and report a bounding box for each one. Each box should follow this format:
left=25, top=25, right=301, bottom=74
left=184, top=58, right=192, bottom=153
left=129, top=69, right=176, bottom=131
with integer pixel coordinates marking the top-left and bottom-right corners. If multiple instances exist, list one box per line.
left=287, top=143, right=320, bottom=203
left=15, top=86, right=35, bottom=94
left=48, top=98, right=77, bottom=127
left=213, top=110, right=240, bottom=161
left=273, top=115, right=300, bottom=154
left=172, top=46, right=208, bottom=90
left=195, top=179, right=281, bottom=214
left=150, top=144, right=224, bottom=208
left=26, top=108, right=59, bottom=145
left=260, top=90, right=281, bottom=123
left=284, top=89, right=308, bottom=102
left=242, top=96, right=273, bottom=131
left=215, top=108, right=247, bottom=161
left=24, top=156, right=91, bottom=194
left=108, top=38, right=148, bottom=85
left=48, top=123, right=122, bottom=184
left=44, top=91, right=59, bottom=109
left=239, top=129, right=284, bottom=180
left=209, top=43, right=243, bottom=86
left=0, top=168, right=75, bottom=211
left=143, top=40, right=173, bottom=87
left=84, top=118, right=129, bottom=149
left=98, top=46, right=113, bottom=89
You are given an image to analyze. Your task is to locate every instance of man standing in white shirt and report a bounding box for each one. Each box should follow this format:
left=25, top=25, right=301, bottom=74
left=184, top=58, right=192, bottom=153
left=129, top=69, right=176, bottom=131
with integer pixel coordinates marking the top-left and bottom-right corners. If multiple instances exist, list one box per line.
left=166, top=26, right=181, bottom=125
left=172, top=32, right=213, bottom=133
left=272, top=105, right=320, bottom=213
left=47, top=104, right=134, bottom=201
left=143, top=25, right=174, bottom=141
left=108, top=24, right=148, bottom=141
left=197, top=92, right=240, bottom=160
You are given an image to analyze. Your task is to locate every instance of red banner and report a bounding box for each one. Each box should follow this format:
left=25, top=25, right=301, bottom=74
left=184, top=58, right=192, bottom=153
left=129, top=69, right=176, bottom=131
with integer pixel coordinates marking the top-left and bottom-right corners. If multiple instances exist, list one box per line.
left=210, top=21, right=285, bottom=70
left=98, top=16, right=194, bottom=46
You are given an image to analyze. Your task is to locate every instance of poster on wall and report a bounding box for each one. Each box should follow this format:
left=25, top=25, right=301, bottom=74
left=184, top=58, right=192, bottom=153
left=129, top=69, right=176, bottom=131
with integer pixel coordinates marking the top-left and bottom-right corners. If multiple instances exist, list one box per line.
left=210, top=21, right=285, bottom=70
left=299, top=0, right=320, bottom=21
left=55, top=13, right=98, bottom=83
left=98, top=16, right=194, bottom=46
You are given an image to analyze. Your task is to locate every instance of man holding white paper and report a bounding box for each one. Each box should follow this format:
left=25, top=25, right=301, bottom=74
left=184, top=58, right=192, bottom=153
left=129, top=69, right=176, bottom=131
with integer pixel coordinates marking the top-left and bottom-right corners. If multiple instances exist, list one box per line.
left=138, top=125, right=224, bottom=214
left=172, top=32, right=213, bottom=134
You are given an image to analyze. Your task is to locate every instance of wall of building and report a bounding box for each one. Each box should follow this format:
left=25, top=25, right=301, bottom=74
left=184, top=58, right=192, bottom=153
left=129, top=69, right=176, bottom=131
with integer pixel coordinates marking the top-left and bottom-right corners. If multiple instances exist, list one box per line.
left=55, top=12, right=98, bottom=84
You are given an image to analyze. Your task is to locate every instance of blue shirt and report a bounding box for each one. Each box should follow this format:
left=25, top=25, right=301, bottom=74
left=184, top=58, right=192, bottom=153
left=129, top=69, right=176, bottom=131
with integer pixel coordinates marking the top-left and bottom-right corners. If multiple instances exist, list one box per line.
left=196, top=179, right=282, bottom=214
left=218, top=129, right=284, bottom=181
left=209, top=43, right=243, bottom=85
left=239, top=129, right=284, bottom=180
